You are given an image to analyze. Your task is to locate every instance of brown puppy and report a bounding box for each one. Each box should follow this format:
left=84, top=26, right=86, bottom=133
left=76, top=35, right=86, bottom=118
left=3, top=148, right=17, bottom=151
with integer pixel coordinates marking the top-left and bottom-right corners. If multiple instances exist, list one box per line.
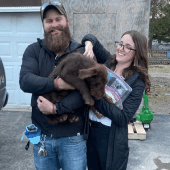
left=43, top=52, right=108, bottom=125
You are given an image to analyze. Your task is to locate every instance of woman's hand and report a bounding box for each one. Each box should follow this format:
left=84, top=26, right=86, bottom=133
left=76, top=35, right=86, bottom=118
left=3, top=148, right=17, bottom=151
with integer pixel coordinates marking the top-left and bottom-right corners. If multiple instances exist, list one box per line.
left=54, top=77, right=75, bottom=90
left=37, top=96, right=56, bottom=115
left=83, top=41, right=94, bottom=58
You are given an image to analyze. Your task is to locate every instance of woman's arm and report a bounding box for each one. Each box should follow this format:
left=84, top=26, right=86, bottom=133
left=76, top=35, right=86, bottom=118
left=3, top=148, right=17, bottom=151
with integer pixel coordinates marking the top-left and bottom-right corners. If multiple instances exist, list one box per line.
left=82, top=34, right=111, bottom=65
left=83, top=41, right=94, bottom=59
left=94, top=79, right=145, bottom=127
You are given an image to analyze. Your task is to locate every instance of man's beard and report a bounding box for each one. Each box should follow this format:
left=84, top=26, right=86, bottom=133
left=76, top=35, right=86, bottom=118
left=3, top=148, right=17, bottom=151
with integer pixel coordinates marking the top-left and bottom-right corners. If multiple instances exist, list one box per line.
left=44, top=24, right=71, bottom=54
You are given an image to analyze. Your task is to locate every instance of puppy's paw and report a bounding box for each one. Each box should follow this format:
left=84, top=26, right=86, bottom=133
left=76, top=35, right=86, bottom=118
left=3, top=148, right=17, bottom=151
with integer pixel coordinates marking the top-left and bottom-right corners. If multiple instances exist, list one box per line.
left=91, top=106, right=104, bottom=119
left=85, top=98, right=95, bottom=106
left=67, top=115, right=79, bottom=123
left=59, top=114, right=68, bottom=122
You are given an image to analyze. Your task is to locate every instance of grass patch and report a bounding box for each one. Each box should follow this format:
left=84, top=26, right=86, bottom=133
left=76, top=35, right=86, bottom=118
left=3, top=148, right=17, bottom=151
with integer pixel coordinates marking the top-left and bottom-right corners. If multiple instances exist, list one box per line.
left=148, top=65, right=170, bottom=73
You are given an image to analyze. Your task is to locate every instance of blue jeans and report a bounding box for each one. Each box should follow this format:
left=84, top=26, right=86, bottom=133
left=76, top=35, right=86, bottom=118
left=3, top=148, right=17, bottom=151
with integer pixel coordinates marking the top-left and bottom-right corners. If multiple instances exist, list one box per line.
left=33, top=134, right=87, bottom=170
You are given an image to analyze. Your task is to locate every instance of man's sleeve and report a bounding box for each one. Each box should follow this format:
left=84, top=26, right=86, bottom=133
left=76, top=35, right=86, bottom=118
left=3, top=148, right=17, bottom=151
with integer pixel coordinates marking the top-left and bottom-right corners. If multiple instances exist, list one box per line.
left=55, top=90, right=85, bottom=114
left=19, top=44, right=56, bottom=95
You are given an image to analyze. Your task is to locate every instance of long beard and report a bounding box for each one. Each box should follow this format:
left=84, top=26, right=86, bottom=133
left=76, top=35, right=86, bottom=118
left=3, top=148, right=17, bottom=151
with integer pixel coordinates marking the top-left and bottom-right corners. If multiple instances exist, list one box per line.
left=44, top=24, right=71, bottom=54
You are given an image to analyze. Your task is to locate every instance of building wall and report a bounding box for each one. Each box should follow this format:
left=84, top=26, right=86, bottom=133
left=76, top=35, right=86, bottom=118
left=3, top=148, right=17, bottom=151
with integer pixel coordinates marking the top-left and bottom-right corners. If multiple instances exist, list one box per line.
left=61, top=0, right=151, bottom=54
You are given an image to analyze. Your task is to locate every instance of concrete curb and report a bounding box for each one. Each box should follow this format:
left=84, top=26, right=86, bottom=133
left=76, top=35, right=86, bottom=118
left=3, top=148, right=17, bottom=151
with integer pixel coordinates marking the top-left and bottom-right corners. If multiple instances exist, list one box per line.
left=1, top=108, right=31, bottom=112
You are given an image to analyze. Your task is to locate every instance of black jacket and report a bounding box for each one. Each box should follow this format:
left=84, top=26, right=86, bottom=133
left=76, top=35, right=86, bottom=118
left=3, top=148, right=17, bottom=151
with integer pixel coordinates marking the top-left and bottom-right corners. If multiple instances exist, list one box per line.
left=20, top=38, right=87, bottom=138
left=82, top=34, right=145, bottom=170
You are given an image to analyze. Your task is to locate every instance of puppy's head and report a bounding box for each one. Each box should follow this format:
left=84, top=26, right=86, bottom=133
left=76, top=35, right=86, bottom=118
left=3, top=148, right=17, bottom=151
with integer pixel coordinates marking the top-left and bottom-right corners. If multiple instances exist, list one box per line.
left=79, top=63, right=108, bottom=99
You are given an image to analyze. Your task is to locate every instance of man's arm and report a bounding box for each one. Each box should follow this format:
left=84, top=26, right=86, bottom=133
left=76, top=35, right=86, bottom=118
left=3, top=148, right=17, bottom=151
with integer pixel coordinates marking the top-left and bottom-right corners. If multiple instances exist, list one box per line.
left=19, top=43, right=56, bottom=95
left=37, top=90, right=85, bottom=115
left=54, top=77, right=75, bottom=91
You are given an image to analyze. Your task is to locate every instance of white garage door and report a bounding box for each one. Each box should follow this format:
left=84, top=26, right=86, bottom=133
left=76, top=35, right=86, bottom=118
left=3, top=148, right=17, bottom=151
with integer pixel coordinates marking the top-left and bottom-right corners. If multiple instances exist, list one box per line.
left=0, top=9, right=43, bottom=109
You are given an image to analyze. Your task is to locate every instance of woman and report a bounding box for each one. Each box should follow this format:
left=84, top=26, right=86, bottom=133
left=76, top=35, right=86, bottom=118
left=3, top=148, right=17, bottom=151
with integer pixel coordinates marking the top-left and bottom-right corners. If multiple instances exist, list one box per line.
left=82, top=30, right=151, bottom=170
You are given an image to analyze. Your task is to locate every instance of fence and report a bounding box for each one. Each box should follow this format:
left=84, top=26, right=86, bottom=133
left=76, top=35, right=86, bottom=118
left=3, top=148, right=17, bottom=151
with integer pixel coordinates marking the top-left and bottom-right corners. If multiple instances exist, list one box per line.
left=148, top=50, right=170, bottom=65
left=148, top=50, right=167, bottom=59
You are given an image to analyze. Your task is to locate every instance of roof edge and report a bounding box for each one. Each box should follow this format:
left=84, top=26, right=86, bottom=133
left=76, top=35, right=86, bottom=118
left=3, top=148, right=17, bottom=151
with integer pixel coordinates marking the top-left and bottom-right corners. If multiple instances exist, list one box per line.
left=0, top=6, right=40, bottom=12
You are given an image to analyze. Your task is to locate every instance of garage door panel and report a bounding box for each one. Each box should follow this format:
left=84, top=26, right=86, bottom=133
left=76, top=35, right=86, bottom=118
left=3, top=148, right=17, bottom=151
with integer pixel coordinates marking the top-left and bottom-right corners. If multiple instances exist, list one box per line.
left=0, top=13, right=13, bottom=33
left=6, top=89, right=17, bottom=106
left=4, top=63, right=23, bottom=108
left=16, top=13, right=42, bottom=34
left=5, top=88, right=21, bottom=108
left=0, top=38, right=41, bottom=63
left=16, top=40, right=39, bottom=59
left=19, top=91, right=31, bottom=106
left=0, top=42, right=11, bottom=56
left=4, top=64, right=18, bottom=86
left=0, top=12, right=43, bottom=108
left=17, top=42, right=30, bottom=59
left=0, top=38, right=17, bottom=62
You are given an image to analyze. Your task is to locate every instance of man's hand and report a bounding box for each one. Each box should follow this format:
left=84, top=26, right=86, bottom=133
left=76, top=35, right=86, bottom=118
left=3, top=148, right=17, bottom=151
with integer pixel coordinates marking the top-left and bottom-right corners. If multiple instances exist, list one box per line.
left=54, top=77, right=75, bottom=90
left=37, top=96, right=56, bottom=115
left=83, top=41, right=94, bottom=58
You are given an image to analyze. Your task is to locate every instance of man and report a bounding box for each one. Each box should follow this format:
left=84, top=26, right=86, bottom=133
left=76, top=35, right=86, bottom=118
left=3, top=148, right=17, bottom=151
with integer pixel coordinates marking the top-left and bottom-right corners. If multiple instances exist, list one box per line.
left=19, top=1, right=87, bottom=170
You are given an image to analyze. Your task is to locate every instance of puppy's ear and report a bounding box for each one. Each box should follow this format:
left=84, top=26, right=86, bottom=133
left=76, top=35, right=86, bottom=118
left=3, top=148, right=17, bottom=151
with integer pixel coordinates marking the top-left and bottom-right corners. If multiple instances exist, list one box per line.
left=78, top=68, right=97, bottom=79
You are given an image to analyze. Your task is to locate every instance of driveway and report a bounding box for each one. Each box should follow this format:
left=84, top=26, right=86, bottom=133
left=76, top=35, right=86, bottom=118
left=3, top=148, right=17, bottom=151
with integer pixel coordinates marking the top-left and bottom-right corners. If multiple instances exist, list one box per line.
left=0, top=110, right=170, bottom=170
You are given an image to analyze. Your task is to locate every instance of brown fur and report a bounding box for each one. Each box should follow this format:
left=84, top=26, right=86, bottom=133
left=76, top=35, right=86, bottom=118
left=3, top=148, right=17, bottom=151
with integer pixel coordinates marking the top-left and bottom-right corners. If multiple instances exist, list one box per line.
left=42, top=52, right=108, bottom=125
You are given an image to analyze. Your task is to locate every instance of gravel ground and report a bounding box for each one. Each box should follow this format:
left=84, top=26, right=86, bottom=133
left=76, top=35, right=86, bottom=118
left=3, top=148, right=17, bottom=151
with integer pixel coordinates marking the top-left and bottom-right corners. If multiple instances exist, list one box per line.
left=148, top=72, right=170, bottom=115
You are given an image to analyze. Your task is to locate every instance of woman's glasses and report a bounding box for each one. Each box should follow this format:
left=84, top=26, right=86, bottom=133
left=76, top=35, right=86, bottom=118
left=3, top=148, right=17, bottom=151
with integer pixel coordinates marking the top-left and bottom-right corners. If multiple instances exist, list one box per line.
left=115, top=41, right=136, bottom=52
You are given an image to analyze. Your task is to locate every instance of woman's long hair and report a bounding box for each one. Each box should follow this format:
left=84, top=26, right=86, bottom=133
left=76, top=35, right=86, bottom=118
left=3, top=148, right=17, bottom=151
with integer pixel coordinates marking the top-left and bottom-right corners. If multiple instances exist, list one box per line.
left=110, top=30, right=151, bottom=94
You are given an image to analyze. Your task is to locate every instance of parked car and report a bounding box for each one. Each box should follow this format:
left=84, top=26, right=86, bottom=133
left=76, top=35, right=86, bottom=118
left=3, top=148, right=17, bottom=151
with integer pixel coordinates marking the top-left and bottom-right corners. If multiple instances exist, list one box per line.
left=0, top=58, right=8, bottom=110
left=152, top=39, right=170, bottom=51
